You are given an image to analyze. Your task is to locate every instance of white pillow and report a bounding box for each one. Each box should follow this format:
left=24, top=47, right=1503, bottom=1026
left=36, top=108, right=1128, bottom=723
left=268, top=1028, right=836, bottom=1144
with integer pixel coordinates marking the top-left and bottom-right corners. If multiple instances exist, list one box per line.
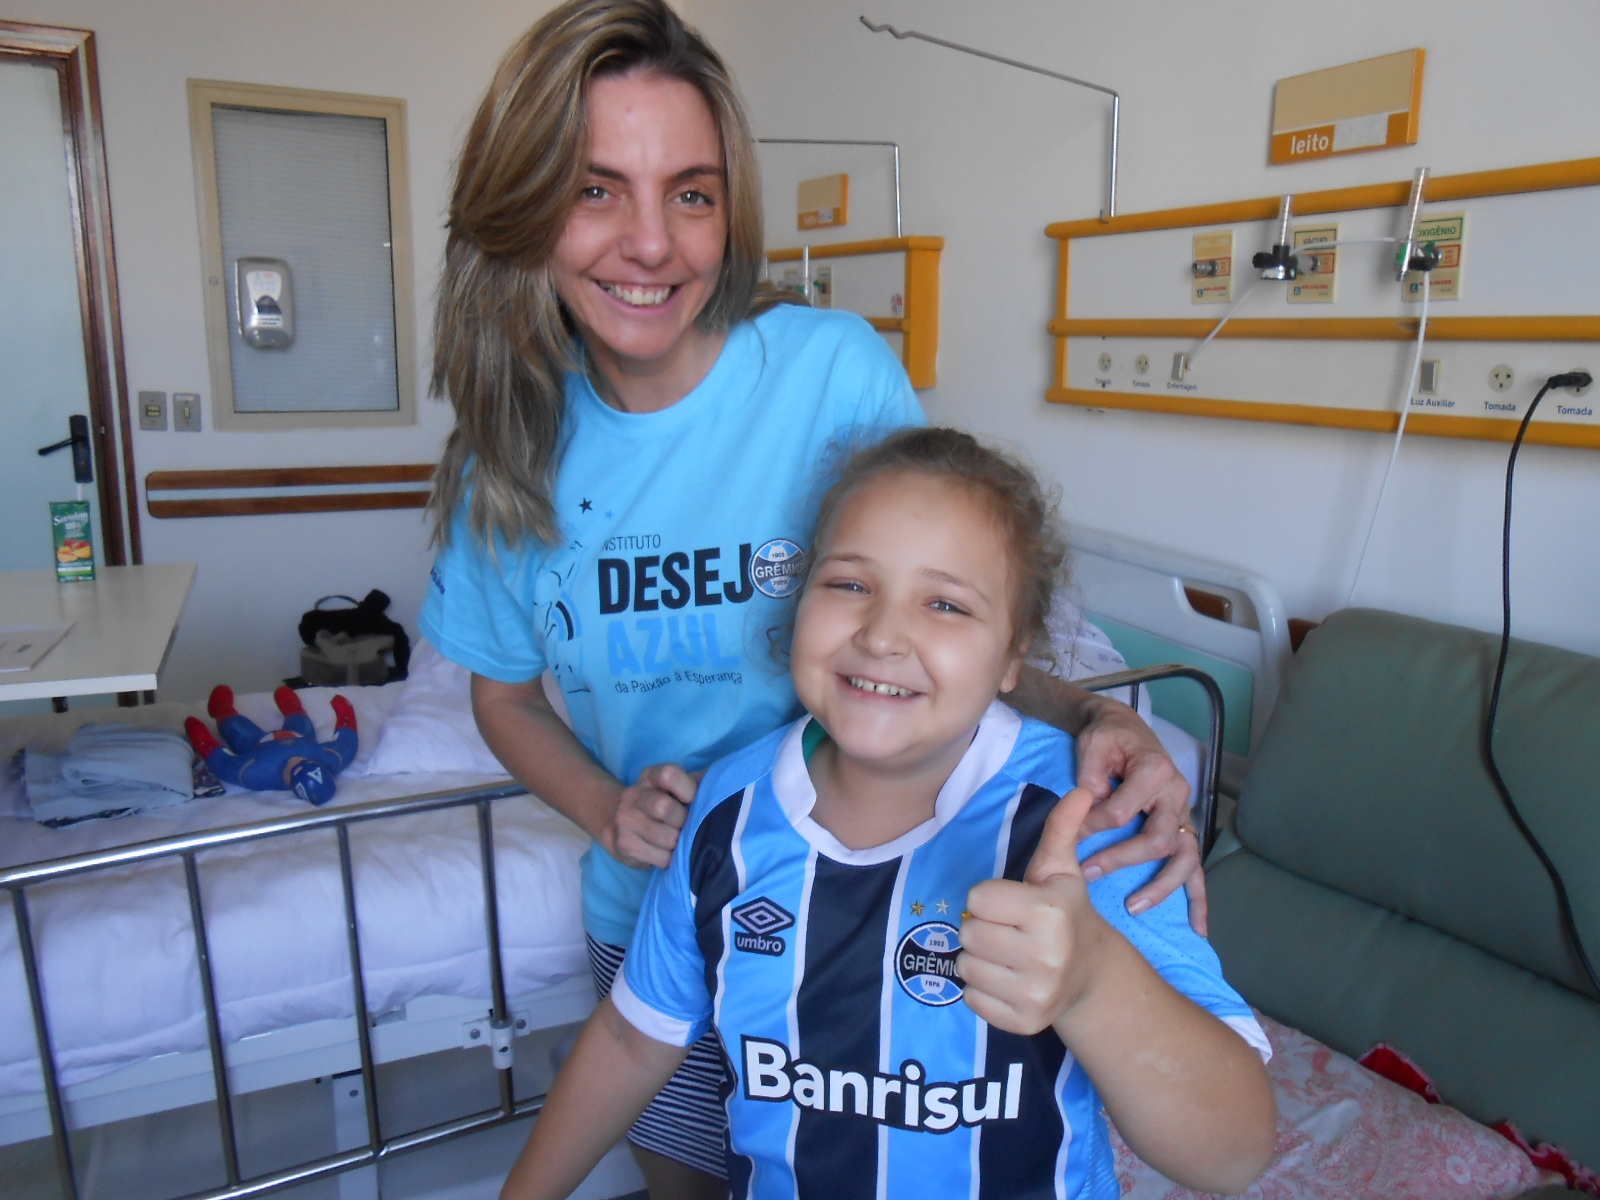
left=364, top=640, right=509, bottom=776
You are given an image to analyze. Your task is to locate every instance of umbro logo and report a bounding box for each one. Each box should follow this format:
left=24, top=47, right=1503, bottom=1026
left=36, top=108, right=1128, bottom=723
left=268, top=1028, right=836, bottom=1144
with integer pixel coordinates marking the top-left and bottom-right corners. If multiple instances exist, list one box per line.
left=732, top=897, right=794, bottom=956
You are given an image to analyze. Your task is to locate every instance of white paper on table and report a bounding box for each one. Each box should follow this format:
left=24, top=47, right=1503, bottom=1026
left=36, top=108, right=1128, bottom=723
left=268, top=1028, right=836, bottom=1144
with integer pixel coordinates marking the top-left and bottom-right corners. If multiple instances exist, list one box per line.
left=0, top=623, right=72, bottom=672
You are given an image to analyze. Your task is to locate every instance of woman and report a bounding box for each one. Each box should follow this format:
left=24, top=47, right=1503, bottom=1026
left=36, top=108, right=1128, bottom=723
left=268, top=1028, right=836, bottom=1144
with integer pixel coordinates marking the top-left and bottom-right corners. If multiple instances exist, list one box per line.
left=422, top=3, right=1197, bottom=1196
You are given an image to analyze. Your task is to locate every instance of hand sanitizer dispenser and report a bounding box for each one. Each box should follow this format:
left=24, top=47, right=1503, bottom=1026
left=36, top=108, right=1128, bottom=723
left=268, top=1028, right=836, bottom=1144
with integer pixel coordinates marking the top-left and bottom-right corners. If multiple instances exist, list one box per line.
left=236, top=257, right=294, bottom=349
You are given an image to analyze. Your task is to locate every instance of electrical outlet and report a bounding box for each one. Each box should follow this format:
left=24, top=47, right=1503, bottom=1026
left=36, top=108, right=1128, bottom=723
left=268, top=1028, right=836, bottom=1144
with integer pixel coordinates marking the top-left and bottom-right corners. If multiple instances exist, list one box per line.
left=174, top=392, right=203, bottom=432
left=1097, top=352, right=1113, bottom=372
left=1488, top=365, right=1515, bottom=393
left=1134, top=354, right=1150, bottom=375
left=137, top=390, right=168, bottom=431
left=1564, top=369, right=1593, bottom=398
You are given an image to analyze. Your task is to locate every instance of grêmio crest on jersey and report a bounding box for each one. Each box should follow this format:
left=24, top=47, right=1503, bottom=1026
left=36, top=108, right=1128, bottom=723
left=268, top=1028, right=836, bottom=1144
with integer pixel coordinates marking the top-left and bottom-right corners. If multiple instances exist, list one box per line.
left=896, top=920, right=965, bottom=1006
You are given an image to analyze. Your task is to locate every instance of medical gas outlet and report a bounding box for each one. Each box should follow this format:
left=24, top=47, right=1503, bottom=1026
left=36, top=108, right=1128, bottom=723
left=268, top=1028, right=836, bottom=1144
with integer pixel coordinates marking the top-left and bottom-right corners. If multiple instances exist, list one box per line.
left=1192, top=231, right=1234, bottom=304
left=1289, top=223, right=1339, bottom=304
left=1402, top=212, right=1465, bottom=303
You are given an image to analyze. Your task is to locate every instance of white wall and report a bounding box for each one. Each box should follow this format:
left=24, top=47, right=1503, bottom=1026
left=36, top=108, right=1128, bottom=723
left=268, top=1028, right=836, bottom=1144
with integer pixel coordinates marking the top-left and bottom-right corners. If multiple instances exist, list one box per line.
left=8, top=0, right=1600, bottom=708
left=5, top=0, right=553, bottom=699
left=690, top=0, right=1600, bottom=656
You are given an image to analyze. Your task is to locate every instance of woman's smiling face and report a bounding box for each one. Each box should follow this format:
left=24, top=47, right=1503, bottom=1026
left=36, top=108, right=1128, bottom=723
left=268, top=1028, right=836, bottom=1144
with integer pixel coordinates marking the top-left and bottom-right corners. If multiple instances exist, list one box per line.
left=791, top=470, right=1025, bottom=781
left=549, top=68, right=730, bottom=410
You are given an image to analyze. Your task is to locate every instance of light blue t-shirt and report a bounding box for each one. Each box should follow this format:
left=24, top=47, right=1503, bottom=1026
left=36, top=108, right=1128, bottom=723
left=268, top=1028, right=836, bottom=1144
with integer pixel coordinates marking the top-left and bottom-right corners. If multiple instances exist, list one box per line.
left=421, top=305, right=924, bottom=945
left=613, top=706, right=1268, bottom=1200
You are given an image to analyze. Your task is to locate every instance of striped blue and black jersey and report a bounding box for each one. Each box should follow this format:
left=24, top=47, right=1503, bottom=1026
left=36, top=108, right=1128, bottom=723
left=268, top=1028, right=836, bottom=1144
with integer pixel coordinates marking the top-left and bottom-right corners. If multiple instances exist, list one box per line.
left=614, top=702, right=1267, bottom=1200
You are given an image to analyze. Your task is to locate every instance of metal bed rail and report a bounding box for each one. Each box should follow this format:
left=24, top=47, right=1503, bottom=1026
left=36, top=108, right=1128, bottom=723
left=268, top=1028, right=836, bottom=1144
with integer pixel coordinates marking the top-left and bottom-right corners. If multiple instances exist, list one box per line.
left=1075, top=663, right=1225, bottom=858
left=2, top=780, right=556, bottom=1200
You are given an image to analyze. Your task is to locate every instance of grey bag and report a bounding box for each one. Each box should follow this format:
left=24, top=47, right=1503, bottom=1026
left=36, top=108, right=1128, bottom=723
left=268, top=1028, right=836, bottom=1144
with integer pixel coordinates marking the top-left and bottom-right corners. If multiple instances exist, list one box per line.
left=298, top=630, right=395, bottom=687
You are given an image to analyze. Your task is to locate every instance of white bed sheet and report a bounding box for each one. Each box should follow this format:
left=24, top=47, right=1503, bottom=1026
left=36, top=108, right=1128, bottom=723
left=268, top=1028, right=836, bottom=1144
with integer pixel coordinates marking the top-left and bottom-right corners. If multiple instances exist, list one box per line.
left=0, top=682, right=590, bottom=1101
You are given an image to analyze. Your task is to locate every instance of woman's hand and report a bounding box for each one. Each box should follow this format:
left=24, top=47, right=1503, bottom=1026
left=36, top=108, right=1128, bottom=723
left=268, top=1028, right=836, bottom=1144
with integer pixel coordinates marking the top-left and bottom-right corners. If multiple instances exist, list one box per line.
left=1072, top=698, right=1207, bottom=933
left=610, top=762, right=697, bottom=869
left=1007, top=666, right=1207, bottom=933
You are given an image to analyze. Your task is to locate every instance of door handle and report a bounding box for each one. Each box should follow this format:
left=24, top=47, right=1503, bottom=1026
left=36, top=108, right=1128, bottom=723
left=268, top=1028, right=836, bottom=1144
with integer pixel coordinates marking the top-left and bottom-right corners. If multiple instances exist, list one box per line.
left=36, top=414, right=93, bottom=484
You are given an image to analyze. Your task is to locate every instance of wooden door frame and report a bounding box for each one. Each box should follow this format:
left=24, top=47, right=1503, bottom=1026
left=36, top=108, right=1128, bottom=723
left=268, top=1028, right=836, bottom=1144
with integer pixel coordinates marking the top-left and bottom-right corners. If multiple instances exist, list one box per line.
left=1, top=21, right=138, bottom=564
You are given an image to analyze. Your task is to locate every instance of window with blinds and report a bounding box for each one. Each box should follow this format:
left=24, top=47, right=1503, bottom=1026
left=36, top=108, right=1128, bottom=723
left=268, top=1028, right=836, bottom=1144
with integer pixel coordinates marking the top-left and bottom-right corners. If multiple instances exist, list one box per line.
left=188, top=81, right=415, bottom=430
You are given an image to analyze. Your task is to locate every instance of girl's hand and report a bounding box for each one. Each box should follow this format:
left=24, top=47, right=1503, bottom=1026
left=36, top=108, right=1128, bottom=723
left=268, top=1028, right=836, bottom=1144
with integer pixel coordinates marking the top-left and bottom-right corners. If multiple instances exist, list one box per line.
left=608, top=762, right=697, bottom=869
left=957, top=788, right=1105, bottom=1035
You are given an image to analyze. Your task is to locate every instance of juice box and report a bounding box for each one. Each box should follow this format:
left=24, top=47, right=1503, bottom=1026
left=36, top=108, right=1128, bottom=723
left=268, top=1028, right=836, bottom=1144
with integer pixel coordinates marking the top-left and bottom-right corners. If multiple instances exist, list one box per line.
left=50, top=500, right=96, bottom=582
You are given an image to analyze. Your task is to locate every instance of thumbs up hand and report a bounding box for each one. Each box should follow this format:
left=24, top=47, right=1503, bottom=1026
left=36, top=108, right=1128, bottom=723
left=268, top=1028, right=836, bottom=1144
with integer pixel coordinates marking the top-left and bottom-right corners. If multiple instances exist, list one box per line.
left=958, top=788, right=1110, bottom=1036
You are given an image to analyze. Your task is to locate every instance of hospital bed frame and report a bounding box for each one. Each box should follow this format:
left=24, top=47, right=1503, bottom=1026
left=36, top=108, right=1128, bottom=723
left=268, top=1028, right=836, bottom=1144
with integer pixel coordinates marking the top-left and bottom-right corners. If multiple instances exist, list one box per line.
left=1079, top=664, right=1223, bottom=857
left=3, top=781, right=589, bottom=1200
left=1070, top=526, right=1292, bottom=796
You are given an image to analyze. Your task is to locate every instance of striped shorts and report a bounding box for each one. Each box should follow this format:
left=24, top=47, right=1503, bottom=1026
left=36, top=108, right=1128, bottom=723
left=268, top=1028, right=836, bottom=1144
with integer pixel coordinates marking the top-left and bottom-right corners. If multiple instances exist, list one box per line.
left=586, top=936, right=729, bottom=1179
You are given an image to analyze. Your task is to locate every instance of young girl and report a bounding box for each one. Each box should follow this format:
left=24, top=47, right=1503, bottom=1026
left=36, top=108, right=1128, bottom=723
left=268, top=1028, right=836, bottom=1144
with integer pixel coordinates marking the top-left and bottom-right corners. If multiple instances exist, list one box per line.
left=500, top=428, right=1276, bottom=1200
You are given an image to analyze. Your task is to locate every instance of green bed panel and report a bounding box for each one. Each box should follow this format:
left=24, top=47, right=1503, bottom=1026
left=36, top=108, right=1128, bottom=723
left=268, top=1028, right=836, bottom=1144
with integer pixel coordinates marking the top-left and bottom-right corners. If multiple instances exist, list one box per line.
left=1233, top=608, right=1600, bottom=995
left=1208, top=849, right=1600, bottom=1168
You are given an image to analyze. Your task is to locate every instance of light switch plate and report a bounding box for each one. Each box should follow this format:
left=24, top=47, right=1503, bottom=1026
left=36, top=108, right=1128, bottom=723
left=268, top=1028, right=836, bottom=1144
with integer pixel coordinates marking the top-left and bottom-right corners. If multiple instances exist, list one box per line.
left=174, top=393, right=203, bottom=432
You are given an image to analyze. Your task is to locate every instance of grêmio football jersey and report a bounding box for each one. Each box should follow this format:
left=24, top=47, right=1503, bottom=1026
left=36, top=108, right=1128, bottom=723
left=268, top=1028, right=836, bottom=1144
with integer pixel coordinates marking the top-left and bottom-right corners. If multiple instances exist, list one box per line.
left=614, top=703, right=1268, bottom=1200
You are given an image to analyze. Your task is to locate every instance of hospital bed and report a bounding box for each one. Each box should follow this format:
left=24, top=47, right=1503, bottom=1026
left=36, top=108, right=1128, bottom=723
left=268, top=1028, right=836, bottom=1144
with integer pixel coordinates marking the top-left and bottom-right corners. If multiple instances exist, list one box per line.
left=0, top=648, right=642, bottom=1200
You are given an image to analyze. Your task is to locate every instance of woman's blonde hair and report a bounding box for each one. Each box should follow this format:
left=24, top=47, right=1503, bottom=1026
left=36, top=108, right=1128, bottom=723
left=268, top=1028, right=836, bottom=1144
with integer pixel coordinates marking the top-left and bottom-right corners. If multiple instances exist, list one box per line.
left=430, top=0, right=764, bottom=549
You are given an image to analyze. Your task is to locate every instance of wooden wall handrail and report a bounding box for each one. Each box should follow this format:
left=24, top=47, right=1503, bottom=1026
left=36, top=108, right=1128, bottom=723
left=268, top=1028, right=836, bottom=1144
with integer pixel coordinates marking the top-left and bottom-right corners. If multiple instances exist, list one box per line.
left=146, top=464, right=435, bottom=518
left=146, top=464, right=434, bottom=491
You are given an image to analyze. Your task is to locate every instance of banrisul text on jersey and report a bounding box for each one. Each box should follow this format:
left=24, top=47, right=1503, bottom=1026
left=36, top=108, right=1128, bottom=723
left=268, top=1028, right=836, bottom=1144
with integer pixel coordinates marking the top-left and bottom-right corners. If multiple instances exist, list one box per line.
left=742, top=1039, right=1025, bottom=1132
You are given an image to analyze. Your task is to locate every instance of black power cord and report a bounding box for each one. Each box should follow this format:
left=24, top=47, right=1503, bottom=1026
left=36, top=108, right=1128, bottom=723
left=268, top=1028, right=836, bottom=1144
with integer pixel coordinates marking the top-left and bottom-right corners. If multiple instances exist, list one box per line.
left=1483, top=370, right=1600, bottom=996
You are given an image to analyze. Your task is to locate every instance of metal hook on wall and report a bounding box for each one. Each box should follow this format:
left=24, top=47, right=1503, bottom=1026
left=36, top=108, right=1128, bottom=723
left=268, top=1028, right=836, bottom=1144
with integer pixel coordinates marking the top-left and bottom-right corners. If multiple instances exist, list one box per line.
left=756, top=138, right=903, bottom=238
left=859, top=15, right=1121, bottom=222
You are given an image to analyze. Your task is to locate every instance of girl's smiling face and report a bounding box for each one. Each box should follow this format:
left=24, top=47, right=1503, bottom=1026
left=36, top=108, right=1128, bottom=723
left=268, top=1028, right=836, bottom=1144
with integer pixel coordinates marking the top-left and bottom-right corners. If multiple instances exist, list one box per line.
left=791, top=470, right=1026, bottom=782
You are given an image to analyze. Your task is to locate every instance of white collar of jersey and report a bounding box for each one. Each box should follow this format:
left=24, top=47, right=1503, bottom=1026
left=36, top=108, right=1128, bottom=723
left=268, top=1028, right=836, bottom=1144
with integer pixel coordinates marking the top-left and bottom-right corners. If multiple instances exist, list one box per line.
left=772, top=701, right=1024, bottom=865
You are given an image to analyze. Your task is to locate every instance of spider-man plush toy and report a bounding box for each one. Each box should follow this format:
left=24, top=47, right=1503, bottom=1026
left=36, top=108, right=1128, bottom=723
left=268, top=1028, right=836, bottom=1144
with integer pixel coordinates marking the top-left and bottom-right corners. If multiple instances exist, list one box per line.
left=185, top=685, right=358, bottom=806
